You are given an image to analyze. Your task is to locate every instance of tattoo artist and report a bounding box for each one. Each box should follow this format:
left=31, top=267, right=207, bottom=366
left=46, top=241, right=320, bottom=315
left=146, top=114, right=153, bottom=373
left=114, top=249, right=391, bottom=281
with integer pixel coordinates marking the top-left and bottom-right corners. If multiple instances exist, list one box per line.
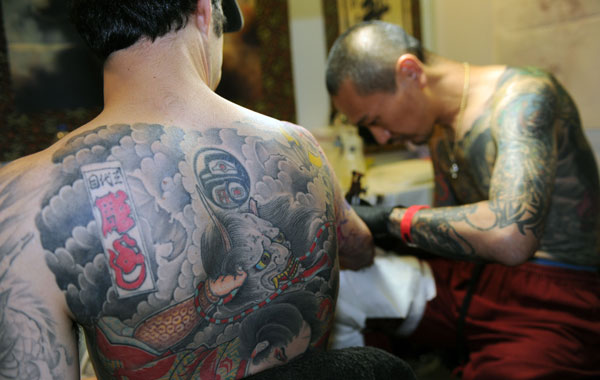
left=326, top=20, right=600, bottom=380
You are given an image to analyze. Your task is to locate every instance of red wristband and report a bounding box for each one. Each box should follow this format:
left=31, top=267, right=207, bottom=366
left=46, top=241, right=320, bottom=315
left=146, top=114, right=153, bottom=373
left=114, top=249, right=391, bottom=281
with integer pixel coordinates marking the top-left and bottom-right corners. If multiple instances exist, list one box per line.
left=400, top=205, right=430, bottom=244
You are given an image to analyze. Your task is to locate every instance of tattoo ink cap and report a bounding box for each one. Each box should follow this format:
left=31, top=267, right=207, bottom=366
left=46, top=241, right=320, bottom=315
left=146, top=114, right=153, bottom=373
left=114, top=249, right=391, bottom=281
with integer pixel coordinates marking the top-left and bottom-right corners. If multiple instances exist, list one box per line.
left=223, top=0, right=244, bottom=33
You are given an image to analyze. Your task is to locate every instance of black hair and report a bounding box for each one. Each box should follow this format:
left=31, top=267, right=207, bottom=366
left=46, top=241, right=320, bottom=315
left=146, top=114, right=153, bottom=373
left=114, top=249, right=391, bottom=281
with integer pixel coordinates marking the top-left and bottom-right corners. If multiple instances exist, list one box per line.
left=325, top=20, right=424, bottom=96
left=69, top=0, right=224, bottom=61
left=238, top=291, right=321, bottom=364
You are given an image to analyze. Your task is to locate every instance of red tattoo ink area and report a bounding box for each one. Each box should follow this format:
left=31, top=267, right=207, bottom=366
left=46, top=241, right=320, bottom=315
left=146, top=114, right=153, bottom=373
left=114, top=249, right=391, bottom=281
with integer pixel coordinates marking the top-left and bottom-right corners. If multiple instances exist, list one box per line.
left=82, top=161, right=156, bottom=298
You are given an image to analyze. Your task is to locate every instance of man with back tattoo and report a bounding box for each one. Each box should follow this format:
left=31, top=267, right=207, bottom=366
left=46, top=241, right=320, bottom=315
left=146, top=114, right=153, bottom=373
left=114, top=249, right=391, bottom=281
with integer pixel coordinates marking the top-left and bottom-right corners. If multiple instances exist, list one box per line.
left=0, top=1, right=386, bottom=379
left=326, top=20, right=600, bottom=379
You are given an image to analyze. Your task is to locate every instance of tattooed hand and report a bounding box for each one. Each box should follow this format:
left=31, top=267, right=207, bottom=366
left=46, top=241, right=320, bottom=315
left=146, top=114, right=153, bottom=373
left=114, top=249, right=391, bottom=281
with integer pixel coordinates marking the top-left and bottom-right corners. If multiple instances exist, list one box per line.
left=351, top=204, right=395, bottom=236
left=337, top=200, right=376, bottom=270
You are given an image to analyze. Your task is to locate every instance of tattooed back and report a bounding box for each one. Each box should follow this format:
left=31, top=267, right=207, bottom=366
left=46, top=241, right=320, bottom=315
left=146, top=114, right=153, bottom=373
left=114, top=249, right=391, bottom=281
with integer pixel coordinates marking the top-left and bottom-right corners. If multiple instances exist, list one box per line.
left=0, top=115, right=343, bottom=379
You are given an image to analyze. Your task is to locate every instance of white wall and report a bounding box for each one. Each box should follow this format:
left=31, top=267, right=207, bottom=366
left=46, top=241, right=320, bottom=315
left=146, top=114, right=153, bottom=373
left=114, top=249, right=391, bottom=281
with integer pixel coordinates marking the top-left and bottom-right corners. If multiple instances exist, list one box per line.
left=492, top=0, right=600, bottom=129
left=420, top=0, right=494, bottom=64
left=420, top=0, right=600, bottom=129
left=287, top=0, right=330, bottom=130
left=420, top=0, right=600, bottom=157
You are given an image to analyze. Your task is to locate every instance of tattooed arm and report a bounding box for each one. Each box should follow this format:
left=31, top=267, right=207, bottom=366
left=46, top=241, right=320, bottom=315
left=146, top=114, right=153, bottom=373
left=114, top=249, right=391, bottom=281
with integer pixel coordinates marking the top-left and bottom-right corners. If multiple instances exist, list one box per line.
left=302, top=128, right=375, bottom=270
left=332, top=170, right=376, bottom=269
left=389, top=76, right=557, bottom=265
left=335, top=194, right=376, bottom=270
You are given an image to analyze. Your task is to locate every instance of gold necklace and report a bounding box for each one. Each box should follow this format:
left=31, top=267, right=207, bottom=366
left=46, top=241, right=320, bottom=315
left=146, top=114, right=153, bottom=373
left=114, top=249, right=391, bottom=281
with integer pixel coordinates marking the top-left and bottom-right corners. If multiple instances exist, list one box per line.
left=447, top=62, right=470, bottom=180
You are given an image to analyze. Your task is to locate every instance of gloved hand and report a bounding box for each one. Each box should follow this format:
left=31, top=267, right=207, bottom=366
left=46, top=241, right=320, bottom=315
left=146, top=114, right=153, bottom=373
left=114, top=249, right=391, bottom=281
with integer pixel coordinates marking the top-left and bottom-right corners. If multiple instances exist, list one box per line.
left=351, top=204, right=395, bottom=236
left=352, top=203, right=410, bottom=252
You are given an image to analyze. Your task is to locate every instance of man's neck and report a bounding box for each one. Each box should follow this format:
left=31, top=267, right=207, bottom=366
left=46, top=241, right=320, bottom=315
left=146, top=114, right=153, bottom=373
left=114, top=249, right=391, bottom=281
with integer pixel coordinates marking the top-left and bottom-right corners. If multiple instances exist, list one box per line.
left=423, top=57, right=469, bottom=130
left=100, top=27, right=217, bottom=123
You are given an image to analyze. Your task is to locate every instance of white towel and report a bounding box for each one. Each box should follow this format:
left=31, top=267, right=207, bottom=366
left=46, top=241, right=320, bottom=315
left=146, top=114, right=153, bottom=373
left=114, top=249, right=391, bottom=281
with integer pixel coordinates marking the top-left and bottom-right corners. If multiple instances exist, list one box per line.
left=330, top=253, right=436, bottom=349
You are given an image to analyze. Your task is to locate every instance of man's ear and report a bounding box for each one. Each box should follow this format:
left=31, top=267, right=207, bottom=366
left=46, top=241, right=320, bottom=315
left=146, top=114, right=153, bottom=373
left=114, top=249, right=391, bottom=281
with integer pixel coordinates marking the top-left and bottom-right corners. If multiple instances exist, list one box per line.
left=194, top=0, right=212, bottom=35
left=395, top=54, right=425, bottom=88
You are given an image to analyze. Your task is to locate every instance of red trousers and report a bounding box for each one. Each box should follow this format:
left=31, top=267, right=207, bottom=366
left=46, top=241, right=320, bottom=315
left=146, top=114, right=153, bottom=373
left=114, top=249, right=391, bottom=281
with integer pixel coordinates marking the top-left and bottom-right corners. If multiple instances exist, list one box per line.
left=411, top=258, right=600, bottom=380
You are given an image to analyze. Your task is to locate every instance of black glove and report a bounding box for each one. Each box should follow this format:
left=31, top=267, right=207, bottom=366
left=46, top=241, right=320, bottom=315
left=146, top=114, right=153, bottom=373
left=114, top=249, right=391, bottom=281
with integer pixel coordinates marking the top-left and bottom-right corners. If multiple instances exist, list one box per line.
left=351, top=204, right=396, bottom=236
left=353, top=202, right=432, bottom=255
left=353, top=203, right=413, bottom=252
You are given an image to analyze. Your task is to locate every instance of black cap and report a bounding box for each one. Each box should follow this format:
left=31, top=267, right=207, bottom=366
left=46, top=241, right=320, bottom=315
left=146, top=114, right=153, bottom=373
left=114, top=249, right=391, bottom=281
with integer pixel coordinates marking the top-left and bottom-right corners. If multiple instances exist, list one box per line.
left=222, top=0, right=243, bottom=33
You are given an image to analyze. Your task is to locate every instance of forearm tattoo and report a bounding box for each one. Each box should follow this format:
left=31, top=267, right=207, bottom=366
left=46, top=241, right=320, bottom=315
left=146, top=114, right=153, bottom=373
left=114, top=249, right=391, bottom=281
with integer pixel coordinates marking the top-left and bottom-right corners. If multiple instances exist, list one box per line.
left=1, top=122, right=340, bottom=379
left=409, top=205, right=478, bottom=260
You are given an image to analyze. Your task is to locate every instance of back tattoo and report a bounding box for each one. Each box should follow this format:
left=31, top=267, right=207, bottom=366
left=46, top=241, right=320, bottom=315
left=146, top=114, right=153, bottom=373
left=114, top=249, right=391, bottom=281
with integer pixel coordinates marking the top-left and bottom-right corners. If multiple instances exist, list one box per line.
left=29, top=122, right=339, bottom=378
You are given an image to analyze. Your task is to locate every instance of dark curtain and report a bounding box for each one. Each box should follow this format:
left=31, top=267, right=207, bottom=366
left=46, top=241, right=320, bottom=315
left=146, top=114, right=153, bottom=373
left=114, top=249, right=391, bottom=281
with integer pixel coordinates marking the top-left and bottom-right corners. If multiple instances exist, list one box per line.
left=0, top=1, right=13, bottom=127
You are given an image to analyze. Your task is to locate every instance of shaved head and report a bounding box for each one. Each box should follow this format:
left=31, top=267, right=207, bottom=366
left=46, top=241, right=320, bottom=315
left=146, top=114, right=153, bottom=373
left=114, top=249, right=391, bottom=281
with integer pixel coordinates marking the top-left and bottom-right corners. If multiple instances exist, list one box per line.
left=325, top=20, right=423, bottom=96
